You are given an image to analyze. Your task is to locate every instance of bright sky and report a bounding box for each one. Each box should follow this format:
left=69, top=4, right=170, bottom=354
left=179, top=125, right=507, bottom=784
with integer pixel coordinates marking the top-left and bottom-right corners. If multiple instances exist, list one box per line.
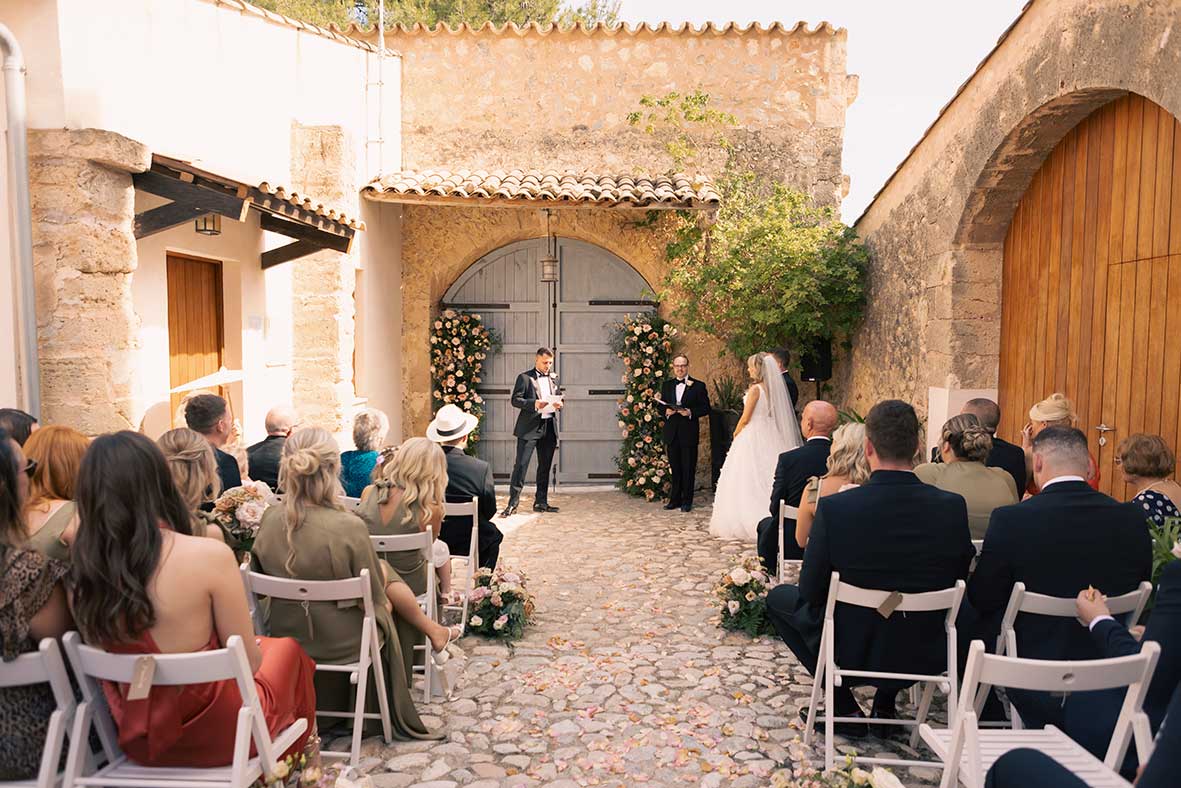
left=617, top=0, right=1029, bottom=221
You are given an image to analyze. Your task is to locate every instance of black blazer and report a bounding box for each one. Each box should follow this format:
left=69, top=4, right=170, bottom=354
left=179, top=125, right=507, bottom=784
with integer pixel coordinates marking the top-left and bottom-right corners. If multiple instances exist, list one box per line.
left=800, top=470, right=975, bottom=674
left=215, top=447, right=242, bottom=493
left=968, top=480, right=1152, bottom=661
left=246, top=435, right=285, bottom=491
left=660, top=377, right=711, bottom=444
left=988, top=437, right=1027, bottom=497
left=782, top=370, right=799, bottom=408
left=768, top=438, right=831, bottom=540
left=511, top=369, right=561, bottom=439
left=440, top=445, right=498, bottom=527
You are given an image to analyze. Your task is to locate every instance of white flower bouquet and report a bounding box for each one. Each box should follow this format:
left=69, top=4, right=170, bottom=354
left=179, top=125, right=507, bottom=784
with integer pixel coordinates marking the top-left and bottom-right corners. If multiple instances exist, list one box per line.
left=211, top=479, right=271, bottom=552
left=715, top=556, right=773, bottom=637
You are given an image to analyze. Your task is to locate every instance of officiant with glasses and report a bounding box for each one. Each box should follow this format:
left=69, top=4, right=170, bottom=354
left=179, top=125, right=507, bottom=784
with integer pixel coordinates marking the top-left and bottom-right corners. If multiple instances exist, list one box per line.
left=661, top=354, right=712, bottom=512
left=501, top=347, right=563, bottom=517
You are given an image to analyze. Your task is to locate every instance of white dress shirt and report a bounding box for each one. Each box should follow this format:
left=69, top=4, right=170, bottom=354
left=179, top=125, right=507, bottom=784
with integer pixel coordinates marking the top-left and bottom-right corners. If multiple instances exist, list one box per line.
left=675, top=379, right=687, bottom=406
left=537, top=374, right=554, bottom=420
left=1041, top=474, right=1086, bottom=490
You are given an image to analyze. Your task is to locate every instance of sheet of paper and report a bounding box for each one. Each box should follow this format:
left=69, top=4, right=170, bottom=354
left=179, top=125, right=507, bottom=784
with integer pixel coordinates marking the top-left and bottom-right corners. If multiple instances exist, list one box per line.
left=540, top=394, right=563, bottom=414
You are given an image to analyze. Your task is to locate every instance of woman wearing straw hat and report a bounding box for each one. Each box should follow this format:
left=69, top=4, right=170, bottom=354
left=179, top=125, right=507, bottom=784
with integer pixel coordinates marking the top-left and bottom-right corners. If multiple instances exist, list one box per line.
left=426, top=404, right=502, bottom=569
left=1022, top=393, right=1100, bottom=495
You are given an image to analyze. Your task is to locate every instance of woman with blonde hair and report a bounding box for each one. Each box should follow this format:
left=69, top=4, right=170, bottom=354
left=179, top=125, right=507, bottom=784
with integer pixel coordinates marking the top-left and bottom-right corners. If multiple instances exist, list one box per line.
left=794, top=423, right=871, bottom=550
left=1022, top=393, right=1099, bottom=493
left=251, top=427, right=447, bottom=741
left=916, top=414, right=1019, bottom=539
left=157, top=428, right=231, bottom=543
left=22, top=425, right=88, bottom=560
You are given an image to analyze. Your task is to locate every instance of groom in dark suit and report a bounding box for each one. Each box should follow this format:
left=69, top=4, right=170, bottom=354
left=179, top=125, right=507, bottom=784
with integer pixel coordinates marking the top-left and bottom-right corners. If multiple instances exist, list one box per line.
left=502, top=347, right=562, bottom=517
left=661, top=354, right=712, bottom=512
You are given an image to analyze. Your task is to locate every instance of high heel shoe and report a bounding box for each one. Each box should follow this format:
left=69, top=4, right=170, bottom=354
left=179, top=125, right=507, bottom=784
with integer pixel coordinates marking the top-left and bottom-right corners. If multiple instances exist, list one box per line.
left=431, top=625, right=462, bottom=668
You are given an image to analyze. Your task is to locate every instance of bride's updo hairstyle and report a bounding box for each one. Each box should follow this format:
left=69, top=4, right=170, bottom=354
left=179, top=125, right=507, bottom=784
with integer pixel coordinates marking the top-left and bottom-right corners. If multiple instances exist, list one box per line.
left=747, top=352, right=768, bottom=383
left=375, top=437, right=447, bottom=531
left=279, top=426, right=344, bottom=572
left=158, top=428, right=221, bottom=511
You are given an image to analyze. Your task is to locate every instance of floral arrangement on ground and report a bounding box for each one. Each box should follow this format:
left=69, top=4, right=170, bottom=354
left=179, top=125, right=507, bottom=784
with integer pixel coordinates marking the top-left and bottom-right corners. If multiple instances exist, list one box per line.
left=430, top=308, right=501, bottom=450
left=608, top=313, right=679, bottom=500
left=467, top=566, right=535, bottom=639
left=715, top=555, right=774, bottom=637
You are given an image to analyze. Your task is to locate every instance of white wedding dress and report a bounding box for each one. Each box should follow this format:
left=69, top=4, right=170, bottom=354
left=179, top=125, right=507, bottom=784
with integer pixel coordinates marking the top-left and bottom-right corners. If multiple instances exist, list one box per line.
left=709, top=356, right=803, bottom=541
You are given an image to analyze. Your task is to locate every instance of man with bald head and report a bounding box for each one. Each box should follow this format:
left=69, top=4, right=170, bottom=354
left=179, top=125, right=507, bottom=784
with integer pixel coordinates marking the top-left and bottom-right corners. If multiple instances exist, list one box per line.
left=757, top=400, right=839, bottom=574
left=246, top=405, right=298, bottom=491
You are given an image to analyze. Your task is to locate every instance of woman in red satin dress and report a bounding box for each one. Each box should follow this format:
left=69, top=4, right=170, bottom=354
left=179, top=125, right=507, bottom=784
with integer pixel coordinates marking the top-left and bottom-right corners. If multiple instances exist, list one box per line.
left=70, top=431, right=316, bottom=767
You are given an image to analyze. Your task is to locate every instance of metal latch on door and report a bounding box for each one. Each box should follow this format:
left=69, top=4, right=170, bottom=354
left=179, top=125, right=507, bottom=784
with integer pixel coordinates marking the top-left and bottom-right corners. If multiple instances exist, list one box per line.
left=1095, top=424, right=1116, bottom=447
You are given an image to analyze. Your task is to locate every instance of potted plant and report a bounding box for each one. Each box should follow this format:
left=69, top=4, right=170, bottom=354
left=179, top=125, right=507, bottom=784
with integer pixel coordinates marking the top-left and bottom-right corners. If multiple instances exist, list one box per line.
left=709, top=374, right=744, bottom=488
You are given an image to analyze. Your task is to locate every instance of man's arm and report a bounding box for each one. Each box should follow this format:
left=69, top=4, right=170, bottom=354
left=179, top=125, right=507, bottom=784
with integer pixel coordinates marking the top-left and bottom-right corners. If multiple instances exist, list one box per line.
left=967, top=510, right=1016, bottom=614
left=510, top=373, right=533, bottom=411
left=767, top=452, right=792, bottom=520
left=689, top=382, right=711, bottom=419
left=1088, top=618, right=1141, bottom=659
left=799, top=501, right=833, bottom=608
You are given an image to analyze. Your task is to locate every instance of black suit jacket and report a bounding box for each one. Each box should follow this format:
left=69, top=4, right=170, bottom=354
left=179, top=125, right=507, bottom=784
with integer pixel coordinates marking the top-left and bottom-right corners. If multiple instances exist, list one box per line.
left=246, top=435, right=285, bottom=491
left=660, top=377, right=711, bottom=444
left=988, top=437, right=1027, bottom=497
left=200, top=446, right=243, bottom=512
left=440, top=444, right=498, bottom=530
left=768, top=438, right=831, bottom=541
left=782, top=370, right=799, bottom=409
left=511, top=369, right=560, bottom=439
left=800, top=470, right=975, bottom=674
left=968, top=481, right=1152, bottom=661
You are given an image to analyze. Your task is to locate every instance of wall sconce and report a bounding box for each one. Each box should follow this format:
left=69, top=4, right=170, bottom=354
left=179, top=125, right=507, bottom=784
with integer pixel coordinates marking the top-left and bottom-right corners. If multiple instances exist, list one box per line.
left=195, top=213, right=222, bottom=236
left=540, top=209, right=558, bottom=283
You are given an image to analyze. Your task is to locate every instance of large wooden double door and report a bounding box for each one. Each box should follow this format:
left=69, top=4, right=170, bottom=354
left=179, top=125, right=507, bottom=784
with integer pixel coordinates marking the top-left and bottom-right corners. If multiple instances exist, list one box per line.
left=999, top=94, right=1181, bottom=498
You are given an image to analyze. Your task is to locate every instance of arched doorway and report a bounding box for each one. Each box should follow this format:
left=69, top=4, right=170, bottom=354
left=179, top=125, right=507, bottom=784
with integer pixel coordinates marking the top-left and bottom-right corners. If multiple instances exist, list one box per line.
left=443, top=237, right=655, bottom=484
left=998, top=93, right=1181, bottom=498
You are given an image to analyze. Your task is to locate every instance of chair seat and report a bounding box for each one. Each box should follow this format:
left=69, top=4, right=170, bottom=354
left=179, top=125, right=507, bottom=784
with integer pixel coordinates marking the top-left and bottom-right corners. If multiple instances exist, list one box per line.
left=919, top=724, right=1132, bottom=788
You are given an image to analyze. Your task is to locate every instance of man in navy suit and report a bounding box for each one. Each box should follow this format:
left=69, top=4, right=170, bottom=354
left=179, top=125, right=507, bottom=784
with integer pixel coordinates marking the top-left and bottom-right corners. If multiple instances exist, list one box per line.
left=766, top=399, right=975, bottom=733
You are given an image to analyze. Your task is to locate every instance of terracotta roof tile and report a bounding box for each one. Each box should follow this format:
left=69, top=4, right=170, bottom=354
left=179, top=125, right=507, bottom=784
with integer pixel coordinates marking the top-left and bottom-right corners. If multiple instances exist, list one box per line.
left=338, top=19, right=841, bottom=38
left=255, top=181, right=365, bottom=230
left=363, top=169, right=719, bottom=209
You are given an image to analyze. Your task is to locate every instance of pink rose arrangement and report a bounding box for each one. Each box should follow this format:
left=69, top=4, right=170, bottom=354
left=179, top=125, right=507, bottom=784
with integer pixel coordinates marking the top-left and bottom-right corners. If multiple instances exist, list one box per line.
left=466, top=566, right=534, bottom=640
left=715, top=556, right=774, bottom=637
left=429, top=308, right=500, bottom=451
left=211, top=479, right=272, bottom=553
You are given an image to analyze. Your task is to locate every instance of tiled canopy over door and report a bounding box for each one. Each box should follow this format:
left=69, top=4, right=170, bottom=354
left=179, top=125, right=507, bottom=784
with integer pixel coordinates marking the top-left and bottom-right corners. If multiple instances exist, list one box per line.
left=443, top=238, right=653, bottom=484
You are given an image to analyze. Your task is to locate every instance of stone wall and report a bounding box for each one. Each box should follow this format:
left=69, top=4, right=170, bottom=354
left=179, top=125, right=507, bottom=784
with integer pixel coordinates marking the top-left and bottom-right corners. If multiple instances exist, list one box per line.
left=845, top=0, right=1181, bottom=426
left=28, top=129, right=149, bottom=434
left=372, top=23, right=856, bottom=206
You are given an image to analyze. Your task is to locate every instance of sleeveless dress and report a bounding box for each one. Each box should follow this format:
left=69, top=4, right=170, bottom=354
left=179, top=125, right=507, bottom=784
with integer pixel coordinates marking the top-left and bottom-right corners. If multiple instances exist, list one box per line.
left=24, top=501, right=76, bottom=562
left=710, top=385, right=790, bottom=541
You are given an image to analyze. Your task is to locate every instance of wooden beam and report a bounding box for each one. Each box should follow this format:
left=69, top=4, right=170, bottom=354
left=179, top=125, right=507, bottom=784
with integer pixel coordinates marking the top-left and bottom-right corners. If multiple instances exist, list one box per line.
left=134, top=202, right=208, bottom=239
left=261, top=240, right=320, bottom=269
left=133, top=170, right=250, bottom=221
left=259, top=211, right=351, bottom=253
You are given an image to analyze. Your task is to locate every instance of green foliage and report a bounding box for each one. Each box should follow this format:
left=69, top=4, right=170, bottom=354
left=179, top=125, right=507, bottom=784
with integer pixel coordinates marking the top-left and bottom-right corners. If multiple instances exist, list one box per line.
left=429, top=309, right=500, bottom=453
left=626, top=90, right=737, bottom=174
left=714, top=556, right=774, bottom=637
left=254, top=0, right=617, bottom=29
left=837, top=407, right=865, bottom=424
left=711, top=375, right=745, bottom=414
left=555, top=0, right=620, bottom=27
left=466, top=566, right=534, bottom=639
left=1152, top=518, right=1181, bottom=585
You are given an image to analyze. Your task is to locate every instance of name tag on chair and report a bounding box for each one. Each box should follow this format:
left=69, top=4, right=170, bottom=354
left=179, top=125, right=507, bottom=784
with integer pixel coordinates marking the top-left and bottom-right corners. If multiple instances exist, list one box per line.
left=877, top=591, right=904, bottom=619
left=127, top=655, right=157, bottom=700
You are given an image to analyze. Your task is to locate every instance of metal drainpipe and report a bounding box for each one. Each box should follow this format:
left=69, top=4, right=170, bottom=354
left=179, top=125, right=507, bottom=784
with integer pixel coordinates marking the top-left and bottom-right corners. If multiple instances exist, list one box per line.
left=0, top=24, right=39, bottom=418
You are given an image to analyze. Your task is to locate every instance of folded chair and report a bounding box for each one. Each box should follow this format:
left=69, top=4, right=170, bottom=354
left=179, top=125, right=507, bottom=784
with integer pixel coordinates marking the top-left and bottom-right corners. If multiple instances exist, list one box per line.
left=777, top=500, right=802, bottom=582
left=923, top=639, right=1160, bottom=788
left=371, top=531, right=440, bottom=702
left=241, top=569, right=392, bottom=766
left=803, top=572, right=966, bottom=769
left=443, top=497, right=479, bottom=632
left=61, top=631, right=307, bottom=788
left=0, top=638, right=76, bottom=788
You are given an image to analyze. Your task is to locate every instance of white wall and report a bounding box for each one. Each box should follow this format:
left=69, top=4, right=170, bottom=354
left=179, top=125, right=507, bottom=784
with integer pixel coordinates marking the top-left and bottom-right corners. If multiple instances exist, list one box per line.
left=355, top=199, right=403, bottom=441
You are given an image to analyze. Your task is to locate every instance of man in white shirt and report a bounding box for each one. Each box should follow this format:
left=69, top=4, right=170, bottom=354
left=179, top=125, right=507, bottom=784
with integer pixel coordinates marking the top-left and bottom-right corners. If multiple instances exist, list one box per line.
left=503, top=347, right=563, bottom=516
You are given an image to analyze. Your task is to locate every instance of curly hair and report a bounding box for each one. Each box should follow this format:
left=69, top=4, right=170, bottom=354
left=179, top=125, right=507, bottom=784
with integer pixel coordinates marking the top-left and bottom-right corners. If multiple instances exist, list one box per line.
left=157, top=428, right=221, bottom=511
left=374, top=437, right=447, bottom=531
left=826, top=423, right=871, bottom=484
left=1118, top=433, right=1176, bottom=479
left=279, top=427, right=344, bottom=574
left=352, top=408, right=390, bottom=452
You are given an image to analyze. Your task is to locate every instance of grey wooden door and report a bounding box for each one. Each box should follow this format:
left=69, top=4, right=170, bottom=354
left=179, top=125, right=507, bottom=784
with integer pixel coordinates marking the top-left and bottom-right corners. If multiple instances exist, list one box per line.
left=443, top=237, right=653, bottom=484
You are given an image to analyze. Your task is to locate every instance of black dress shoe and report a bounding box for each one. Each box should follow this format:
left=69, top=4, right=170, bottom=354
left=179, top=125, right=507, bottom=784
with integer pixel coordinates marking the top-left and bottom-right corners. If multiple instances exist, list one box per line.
left=798, top=707, right=869, bottom=739
left=680, top=503, right=693, bottom=513
left=500, top=503, right=518, bottom=517
left=533, top=504, right=560, bottom=513
left=664, top=501, right=680, bottom=510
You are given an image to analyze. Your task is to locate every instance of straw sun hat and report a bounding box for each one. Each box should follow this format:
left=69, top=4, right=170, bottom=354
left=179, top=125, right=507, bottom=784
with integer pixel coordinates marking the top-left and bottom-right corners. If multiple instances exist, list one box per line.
left=426, top=403, right=478, bottom=443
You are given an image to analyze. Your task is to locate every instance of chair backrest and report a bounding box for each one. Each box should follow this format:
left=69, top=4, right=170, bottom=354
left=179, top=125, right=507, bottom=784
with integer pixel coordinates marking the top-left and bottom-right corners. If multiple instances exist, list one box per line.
left=828, top=572, right=967, bottom=620
left=244, top=569, right=374, bottom=619
left=444, top=498, right=478, bottom=518
left=340, top=496, right=362, bottom=511
left=998, top=580, right=1153, bottom=656
left=971, top=539, right=983, bottom=555
left=371, top=531, right=433, bottom=556
left=0, top=637, right=75, bottom=709
left=779, top=500, right=800, bottom=522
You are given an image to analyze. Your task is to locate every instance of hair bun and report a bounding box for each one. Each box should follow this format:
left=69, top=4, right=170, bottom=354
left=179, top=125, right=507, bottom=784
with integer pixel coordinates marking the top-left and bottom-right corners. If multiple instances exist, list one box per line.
left=285, top=447, right=321, bottom=476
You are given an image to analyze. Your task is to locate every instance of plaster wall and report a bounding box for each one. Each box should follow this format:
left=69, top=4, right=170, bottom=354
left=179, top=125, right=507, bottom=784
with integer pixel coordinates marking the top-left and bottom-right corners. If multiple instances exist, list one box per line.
left=355, top=200, right=404, bottom=442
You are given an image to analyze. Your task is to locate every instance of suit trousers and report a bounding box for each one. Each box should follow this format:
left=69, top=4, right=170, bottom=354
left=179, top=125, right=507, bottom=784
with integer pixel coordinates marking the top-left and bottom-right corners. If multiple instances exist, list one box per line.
left=756, top=515, right=804, bottom=575
left=665, top=435, right=698, bottom=505
left=985, top=749, right=1088, bottom=788
left=508, top=419, right=557, bottom=505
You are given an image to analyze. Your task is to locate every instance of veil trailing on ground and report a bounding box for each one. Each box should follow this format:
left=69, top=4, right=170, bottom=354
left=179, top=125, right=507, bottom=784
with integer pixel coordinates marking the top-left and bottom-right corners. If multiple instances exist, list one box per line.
left=762, top=354, right=804, bottom=451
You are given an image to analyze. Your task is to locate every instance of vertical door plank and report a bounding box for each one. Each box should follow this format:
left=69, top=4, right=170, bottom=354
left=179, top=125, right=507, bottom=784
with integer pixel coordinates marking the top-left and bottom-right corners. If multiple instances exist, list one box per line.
left=1152, top=107, right=1175, bottom=257
left=1088, top=104, right=1116, bottom=476
left=1115, top=262, right=1138, bottom=500
left=1136, top=100, right=1161, bottom=260
left=1099, top=264, right=1124, bottom=497
left=1122, top=95, right=1145, bottom=263
left=1161, top=256, right=1181, bottom=479
left=1145, top=256, right=1169, bottom=437
left=1074, top=113, right=1102, bottom=438
left=1065, top=120, right=1091, bottom=407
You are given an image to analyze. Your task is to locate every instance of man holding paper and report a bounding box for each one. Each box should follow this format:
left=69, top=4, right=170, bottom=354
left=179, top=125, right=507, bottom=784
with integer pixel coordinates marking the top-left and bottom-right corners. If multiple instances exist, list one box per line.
left=502, top=347, right=563, bottom=516
left=660, top=354, right=712, bottom=512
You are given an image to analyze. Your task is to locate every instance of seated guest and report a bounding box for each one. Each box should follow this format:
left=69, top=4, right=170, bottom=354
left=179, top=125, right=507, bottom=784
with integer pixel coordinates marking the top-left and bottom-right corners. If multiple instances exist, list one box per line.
left=793, top=422, right=870, bottom=551
left=1021, top=393, right=1099, bottom=493
left=766, top=400, right=975, bottom=732
left=247, top=405, right=297, bottom=492
left=1117, top=433, right=1181, bottom=526
left=427, top=404, right=503, bottom=570
left=157, top=428, right=233, bottom=543
left=969, top=426, right=1151, bottom=727
left=183, top=393, right=242, bottom=496
left=252, top=427, right=448, bottom=741
left=961, top=397, right=1028, bottom=497
left=340, top=408, right=389, bottom=498
left=756, top=400, right=838, bottom=574
left=70, top=431, right=316, bottom=767
left=0, top=428, right=73, bottom=781
left=915, top=414, right=1019, bottom=540
left=0, top=408, right=37, bottom=445
left=22, top=425, right=88, bottom=560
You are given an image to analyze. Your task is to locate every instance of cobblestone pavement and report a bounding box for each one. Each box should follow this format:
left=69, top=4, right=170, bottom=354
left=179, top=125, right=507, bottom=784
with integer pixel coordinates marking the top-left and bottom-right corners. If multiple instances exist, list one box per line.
left=346, top=491, right=945, bottom=788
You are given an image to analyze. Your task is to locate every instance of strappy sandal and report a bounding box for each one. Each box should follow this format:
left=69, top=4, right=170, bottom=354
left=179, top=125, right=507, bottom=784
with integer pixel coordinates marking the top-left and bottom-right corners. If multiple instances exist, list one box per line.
left=431, top=625, right=462, bottom=668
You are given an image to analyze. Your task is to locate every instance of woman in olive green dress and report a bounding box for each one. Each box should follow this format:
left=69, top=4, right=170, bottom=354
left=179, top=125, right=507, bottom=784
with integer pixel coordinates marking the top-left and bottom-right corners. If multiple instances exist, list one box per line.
left=252, top=427, right=453, bottom=740
left=22, top=425, right=89, bottom=561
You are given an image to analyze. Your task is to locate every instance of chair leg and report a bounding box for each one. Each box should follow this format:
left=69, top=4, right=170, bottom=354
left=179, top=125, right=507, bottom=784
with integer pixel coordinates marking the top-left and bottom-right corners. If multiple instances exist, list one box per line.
left=824, top=662, right=836, bottom=771
left=803, top=632, right=826, bottom=747
left=37, top=709, right=66, bottom=788
left=62, top=703, right=93, bottom=788
left=370, top=636, right=393, bottom=744
left=351, top=664, right=369, bottom=767
left=910, top=681, right=935, bottom=749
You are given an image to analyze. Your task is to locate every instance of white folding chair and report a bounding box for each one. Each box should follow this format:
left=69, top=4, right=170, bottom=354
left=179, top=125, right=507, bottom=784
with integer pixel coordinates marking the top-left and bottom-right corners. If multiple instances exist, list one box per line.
left=241, top=569, right=392, bottom=766
left=777, top=500, right=802, bottom=582
left=923, top=640, right=1160, bottom=788
left=371, top=532, right=440, bottom=703
left=803, top=571, right=966, bottom=769
left=0, top=638, right=76, bottom=788
left=443, top=497, right=479, bottom=632
left=61, top=631, right=307, bottom=788
left=340, top=496, right=363, bottom=511
left=978, top=580, right=1154, bottom=728
left=238, top=561, right=266, bottom=636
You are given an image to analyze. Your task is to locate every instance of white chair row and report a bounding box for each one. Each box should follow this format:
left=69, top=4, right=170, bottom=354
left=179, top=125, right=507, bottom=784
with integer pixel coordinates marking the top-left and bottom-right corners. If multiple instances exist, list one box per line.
left=776, top=500, right=802, bottom=580
left=0, top=639, right=75, bottom=788
left=443, top=497, right=480, bottom=633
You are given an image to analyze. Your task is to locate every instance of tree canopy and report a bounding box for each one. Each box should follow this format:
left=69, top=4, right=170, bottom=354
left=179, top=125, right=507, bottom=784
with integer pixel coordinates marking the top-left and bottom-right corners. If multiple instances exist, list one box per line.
left=252, top=0, right=620, bottom=29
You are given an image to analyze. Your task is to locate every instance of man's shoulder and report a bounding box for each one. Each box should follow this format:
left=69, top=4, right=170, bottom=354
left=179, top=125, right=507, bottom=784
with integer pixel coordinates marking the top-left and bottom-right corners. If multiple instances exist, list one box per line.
left=448, top=449, right=489, bottom=471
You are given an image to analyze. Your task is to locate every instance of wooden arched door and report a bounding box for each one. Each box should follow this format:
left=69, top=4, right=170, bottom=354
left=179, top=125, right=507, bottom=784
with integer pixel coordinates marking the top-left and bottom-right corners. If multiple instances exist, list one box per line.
left=998, top=94, right=1181, bottom=498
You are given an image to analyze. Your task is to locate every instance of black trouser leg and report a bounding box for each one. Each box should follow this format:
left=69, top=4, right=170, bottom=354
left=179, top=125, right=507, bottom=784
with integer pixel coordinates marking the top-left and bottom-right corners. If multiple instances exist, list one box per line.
left=678, top=439, right=697, bottom=504
left=766, top=584, right=860, bottom=714
left=665, top=438, right=684, bottom=505
left=534, top=421, right=557, bottom=505
left=508, top=435, right=538, bottom=505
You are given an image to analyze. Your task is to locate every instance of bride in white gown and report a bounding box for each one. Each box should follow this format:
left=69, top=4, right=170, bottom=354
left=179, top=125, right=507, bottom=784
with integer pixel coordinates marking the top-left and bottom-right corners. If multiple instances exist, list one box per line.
left=709, top=352, right=803, bottom=540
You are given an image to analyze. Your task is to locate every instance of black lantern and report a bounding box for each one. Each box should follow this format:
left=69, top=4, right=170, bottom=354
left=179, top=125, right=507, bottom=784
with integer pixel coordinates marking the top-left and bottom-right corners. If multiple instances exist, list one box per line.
left=540, top=209, right=558, bottom=283
left=194, top=213, right=222, bottom=236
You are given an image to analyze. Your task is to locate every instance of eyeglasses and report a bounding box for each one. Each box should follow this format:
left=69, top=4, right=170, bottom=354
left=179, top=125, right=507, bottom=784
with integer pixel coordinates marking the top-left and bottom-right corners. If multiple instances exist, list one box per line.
left=23, top=458, right=37, bottom=477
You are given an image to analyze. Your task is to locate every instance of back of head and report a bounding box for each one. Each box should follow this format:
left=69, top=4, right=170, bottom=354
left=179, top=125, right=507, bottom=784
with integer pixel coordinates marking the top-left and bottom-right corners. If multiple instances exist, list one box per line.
left=803, top=400, right=839, bottom=437
left=0, top=408, right=37, bottom=446
left=827, top=422, right=871, bottom=484
left=279, top=427, right=343, bottom=572
left=1030, top=392, right=1076, bottom=427
left=1117, top=433, right=1176, bottom=479
left=942, top=413, right=993, bottom=463
left=0, top=429, right=23, bottom=546
left=865, top=400, right=920, bottom=464
left=23, top=425, right=89, bottom=509
left=961, top=398, right=1001, bottom=433
left=771, top=348, right=790, bottom=369
left=264, top=405, right=298, bottom=436
left=72, top=431, right=193, bottom=645
left=1031, top=426, right=1091, bottom=480
left=158, top=428, right=220, bottom=510
left=352, top=408, right=390, bottom=452
left=377, top=437, right=448, bottom=527
left=184, top=393, right=228, bottom=436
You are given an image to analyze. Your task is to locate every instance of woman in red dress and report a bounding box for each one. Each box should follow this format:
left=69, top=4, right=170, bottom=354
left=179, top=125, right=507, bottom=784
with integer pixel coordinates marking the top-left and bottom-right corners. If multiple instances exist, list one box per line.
left=70, top=431, right=317, bottom=767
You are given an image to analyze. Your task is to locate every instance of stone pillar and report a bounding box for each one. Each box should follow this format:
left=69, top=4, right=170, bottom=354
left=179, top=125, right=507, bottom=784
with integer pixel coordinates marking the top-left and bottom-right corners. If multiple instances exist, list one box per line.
left=27, top=129, right=150, bottom=434
left=289, top=123, right=358, bottom=435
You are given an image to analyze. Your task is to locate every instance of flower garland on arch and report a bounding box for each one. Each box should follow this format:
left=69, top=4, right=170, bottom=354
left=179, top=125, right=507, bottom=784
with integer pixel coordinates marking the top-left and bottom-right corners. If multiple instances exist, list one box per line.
left=609, top=314, right=680, bottom=500
left=429, top=308, right=501, bottom=450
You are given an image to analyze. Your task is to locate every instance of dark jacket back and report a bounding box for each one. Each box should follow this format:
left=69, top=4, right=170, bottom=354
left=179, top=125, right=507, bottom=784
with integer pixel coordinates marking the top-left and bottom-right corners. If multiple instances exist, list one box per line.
left=768, top=438, right=831, bottom=523
left=441, top=445, right=498, bottom=527
left=800, top=470, right=975, bottom=674
left=987, top=437, right=1027, bottom=499
left=247, top=435, right=285, bottom=491
left=968, top=480, right=1152, bottom=661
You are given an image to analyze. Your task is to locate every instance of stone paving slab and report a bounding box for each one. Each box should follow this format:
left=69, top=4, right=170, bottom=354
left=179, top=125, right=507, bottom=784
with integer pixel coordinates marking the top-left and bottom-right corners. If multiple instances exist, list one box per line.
left=343, top=491, right=944, bottom=787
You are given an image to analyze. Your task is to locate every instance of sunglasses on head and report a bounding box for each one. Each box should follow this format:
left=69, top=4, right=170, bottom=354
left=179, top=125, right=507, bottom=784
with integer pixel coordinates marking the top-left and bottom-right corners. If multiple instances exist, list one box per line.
left=24, top=458, right=37, bottom=477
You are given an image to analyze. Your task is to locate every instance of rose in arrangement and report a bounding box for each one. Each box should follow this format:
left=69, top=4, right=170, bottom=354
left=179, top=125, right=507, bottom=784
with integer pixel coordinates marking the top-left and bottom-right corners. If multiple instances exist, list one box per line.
left=715, top=555, right=774, bottom=637
left=210, top=479, right=272, bottom=553
left=429, top=309, right=501, bottom=453
left=467, top=565, right=535, bottom=640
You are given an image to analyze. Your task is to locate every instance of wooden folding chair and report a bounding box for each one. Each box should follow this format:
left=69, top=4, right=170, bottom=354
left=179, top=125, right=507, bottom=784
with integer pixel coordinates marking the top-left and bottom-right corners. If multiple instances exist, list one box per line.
left=371, top=531, right=440, bottom=702
left=0, top=638, right=76, bottom=788
left=443, top=497, right=479, bottom=632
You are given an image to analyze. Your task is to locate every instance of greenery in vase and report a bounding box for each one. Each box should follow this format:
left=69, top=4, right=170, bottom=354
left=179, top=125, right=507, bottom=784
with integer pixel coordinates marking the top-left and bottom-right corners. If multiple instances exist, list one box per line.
left=711, top=375, right=745, bottom=414
left=430, top=309, right=501, bottom=453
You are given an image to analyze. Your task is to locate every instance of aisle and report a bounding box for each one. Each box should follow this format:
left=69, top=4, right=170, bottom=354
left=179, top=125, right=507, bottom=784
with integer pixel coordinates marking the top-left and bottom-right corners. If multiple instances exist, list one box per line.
left=353, top=491, right=939, bottom=787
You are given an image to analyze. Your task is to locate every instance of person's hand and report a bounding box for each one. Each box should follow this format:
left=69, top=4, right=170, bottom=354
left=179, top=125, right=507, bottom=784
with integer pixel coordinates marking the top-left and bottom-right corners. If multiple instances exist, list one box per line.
left=1021, top=422, right=1034, bottom=450
left=535, top=400, right=545, bottom=411
left=678, top=408, right=691, bottom=418
left=552, top=401, right=563, bottom=411
left=1075, top=587, right=1111, bottom=626
left=665, top=408, right=675, bottom=418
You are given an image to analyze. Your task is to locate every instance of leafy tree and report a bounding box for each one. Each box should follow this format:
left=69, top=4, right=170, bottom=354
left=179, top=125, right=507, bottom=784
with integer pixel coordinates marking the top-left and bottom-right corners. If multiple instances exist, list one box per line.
left=253, top=0, right=619, bottom=28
